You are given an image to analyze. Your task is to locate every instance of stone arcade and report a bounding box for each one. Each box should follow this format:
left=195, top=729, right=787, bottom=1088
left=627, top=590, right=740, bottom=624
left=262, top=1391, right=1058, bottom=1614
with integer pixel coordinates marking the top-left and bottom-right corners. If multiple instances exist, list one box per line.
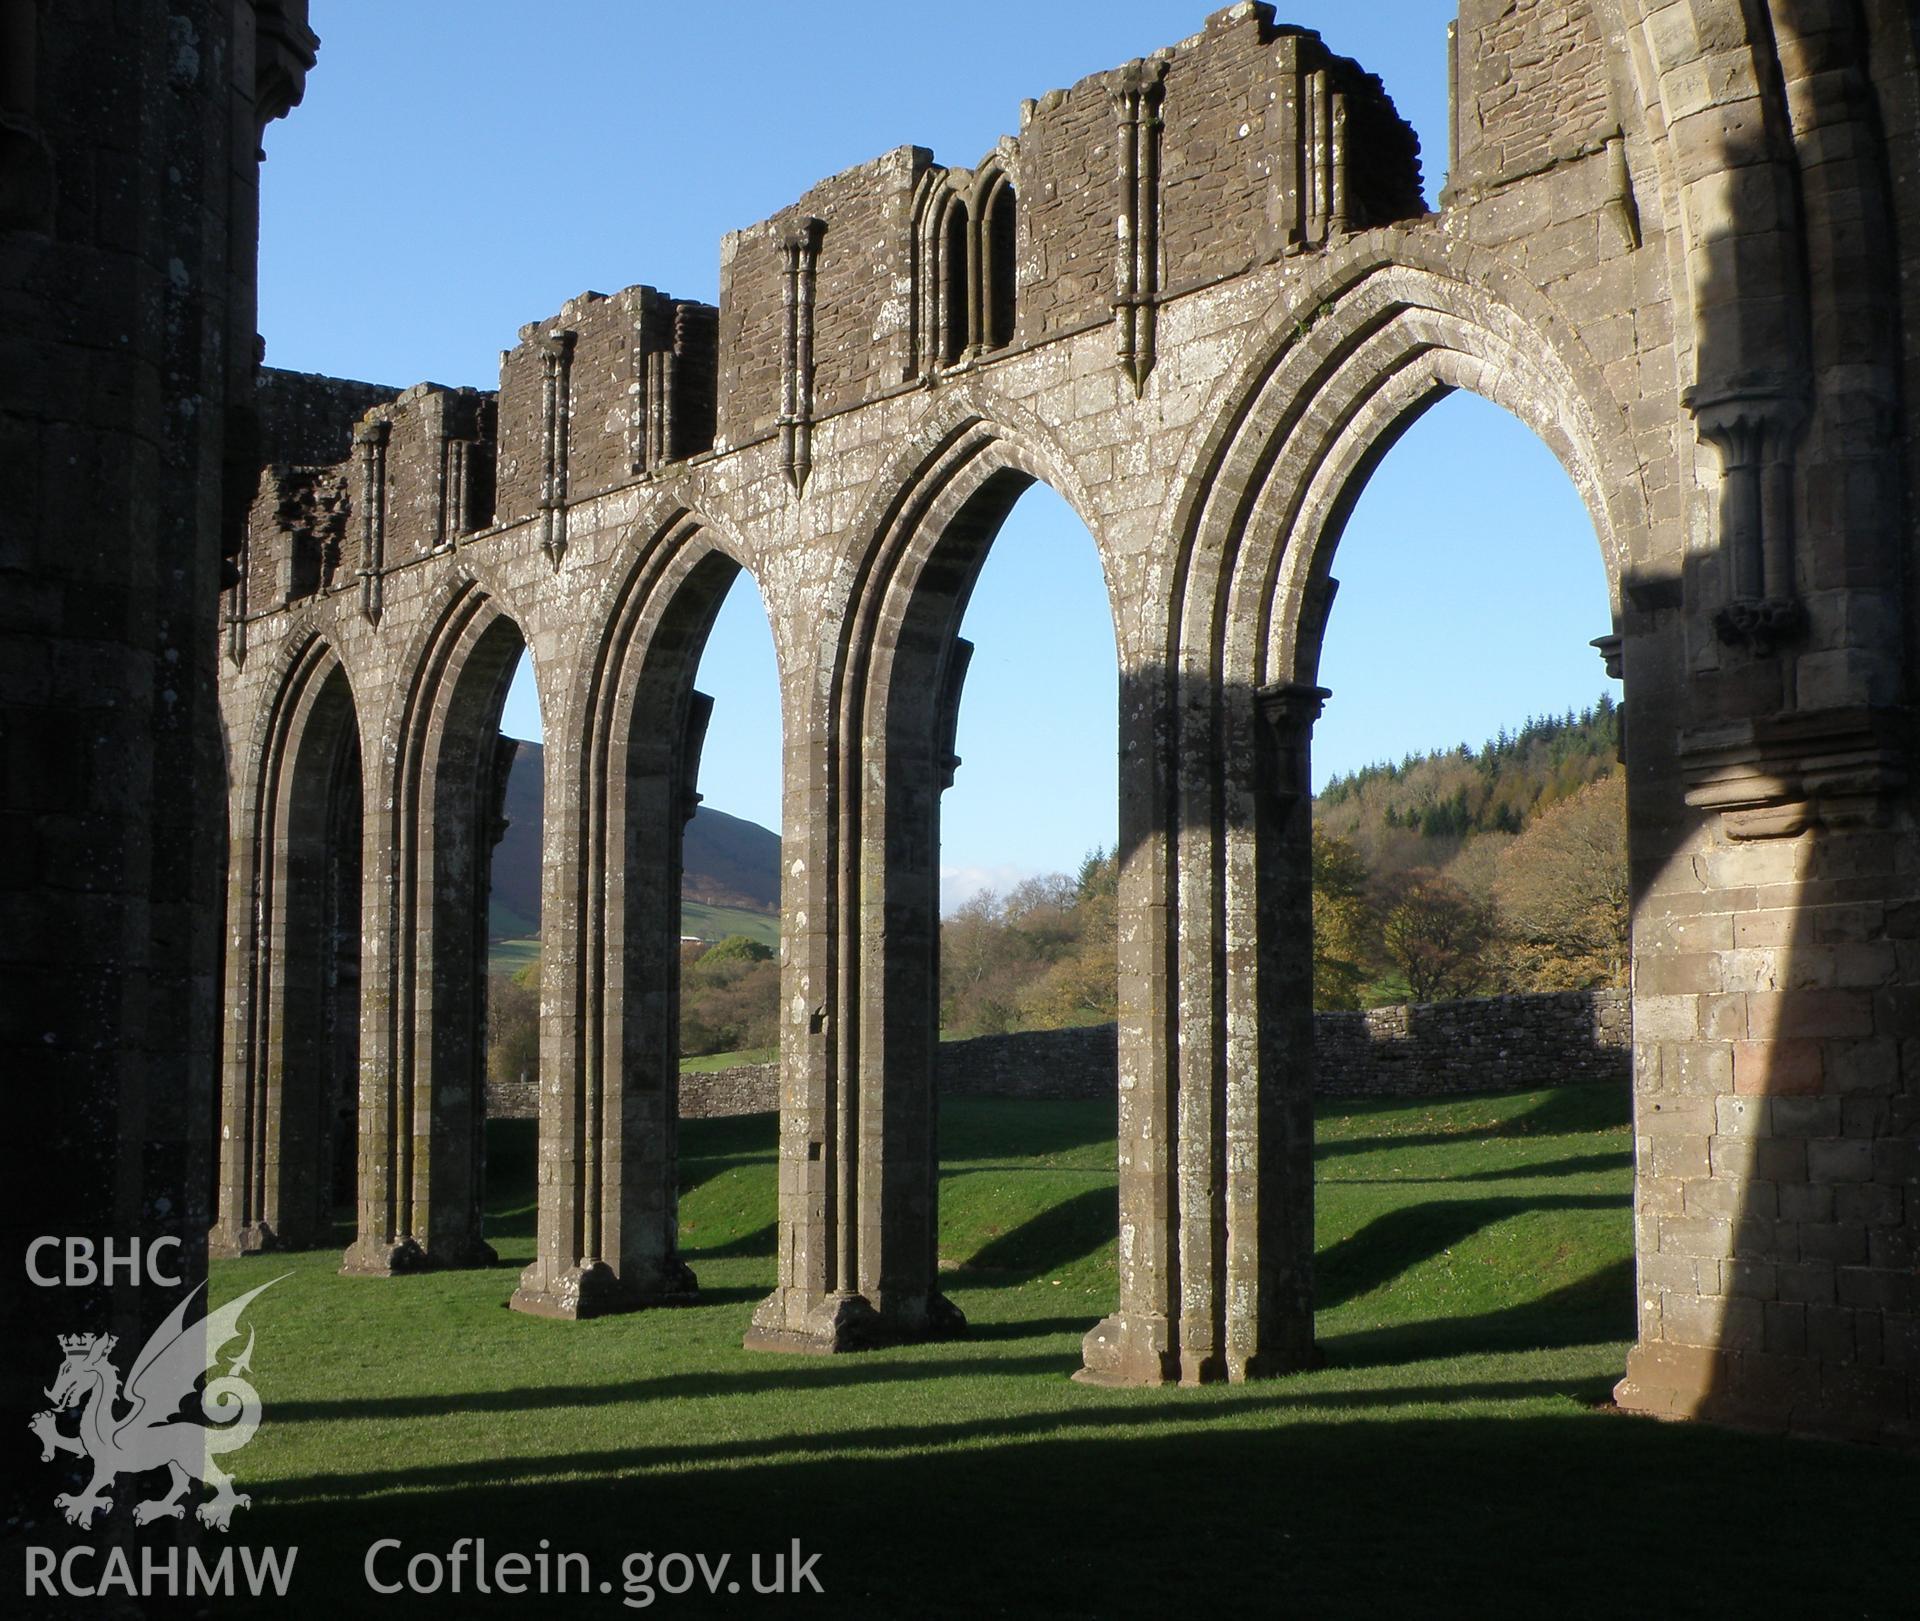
left=15, top=2, right=1913, bottom=1448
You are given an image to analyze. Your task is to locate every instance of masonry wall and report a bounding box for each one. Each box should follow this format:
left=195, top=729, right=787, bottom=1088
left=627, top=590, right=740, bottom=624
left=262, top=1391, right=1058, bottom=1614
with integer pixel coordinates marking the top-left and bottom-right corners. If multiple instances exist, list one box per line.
left=1317, top=989, right=1631, bottom=1096
left=257, top=366, right=398, bottom=467
left=1451, top=0, right=1613, bottom=196
left=483, top=992, right=1634, bottom=1121
left=1010, top=76, right=1113, bottom=342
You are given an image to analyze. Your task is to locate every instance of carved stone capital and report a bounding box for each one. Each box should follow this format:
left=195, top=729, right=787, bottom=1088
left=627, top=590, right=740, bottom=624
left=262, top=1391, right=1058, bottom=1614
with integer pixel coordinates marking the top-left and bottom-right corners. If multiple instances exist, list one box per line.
left=1105, top=56, right=1168, bottom=111
left=1683, top=382, right=1807, bottom=468
left=1254, top=682, right=1330, bottom=806
left=779, top=214, right=827, bottom=257
left=1680, top=705, right=1907, bottom=839
left=1683, top=381, right=1810, bottom=634
left=1254, top=681, right=1331, bottom=735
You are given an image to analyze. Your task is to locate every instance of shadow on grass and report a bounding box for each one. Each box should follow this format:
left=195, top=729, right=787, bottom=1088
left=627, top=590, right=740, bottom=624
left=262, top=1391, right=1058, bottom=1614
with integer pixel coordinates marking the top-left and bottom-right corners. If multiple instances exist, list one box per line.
left=268, top=1350, right=1083, bottom=1427
left=948, top=1186, right=1117, bottom=1283
left=939, top=1098, right=1118, bottom=1162
left=1315, top=1084, right=1632, bottom=1161
left=684, top=1220, right=778, bottom=1259
left=1316, top=1195, right=1621, bottom=1308
left=1323, top=1258, right=1636, bottom=1371
left=231, top=1404, right=1917, bottom=1620
left=1320, top=1149, right=1631, bottom=1186
left=264, top=1373, right=1604, bottom=1496
left=953, top=1314, right=1101, bottom=1343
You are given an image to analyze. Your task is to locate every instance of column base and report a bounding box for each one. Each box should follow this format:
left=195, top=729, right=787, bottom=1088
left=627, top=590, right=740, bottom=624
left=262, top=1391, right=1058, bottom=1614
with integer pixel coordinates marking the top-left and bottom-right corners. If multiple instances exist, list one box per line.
left=509, top=1257, right=699, bottom=1320
left=341, top=1236, right=430, bottom=1276
left=743, top=1287, right=967, bottom=1354
left=1075, top=1313, right=1321, bottom=1385
left=1615, top=1340, right=1915, bottom=1446
left=208, top=1222, right=281, bottom=1260
left=339, top=1234, right=498, bottom=1276
left=1231, top=1331, right=1323, bottom=1382
left=1073, top=1311, right=1178, bottom=1385
left=1613, top=1341, right=1724, bottom=1421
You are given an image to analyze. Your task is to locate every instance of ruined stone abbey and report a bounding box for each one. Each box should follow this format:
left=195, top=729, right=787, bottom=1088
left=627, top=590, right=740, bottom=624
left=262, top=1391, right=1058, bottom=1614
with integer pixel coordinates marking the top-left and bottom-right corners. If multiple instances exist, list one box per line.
left=9, top=1, right=1919, bottom=1449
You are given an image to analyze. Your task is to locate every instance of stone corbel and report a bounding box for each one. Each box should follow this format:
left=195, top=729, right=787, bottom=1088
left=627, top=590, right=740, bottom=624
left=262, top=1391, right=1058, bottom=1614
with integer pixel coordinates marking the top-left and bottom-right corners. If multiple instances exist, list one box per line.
left=934, top=639, right=974, bottom=791
left=1591, top=632, right=1625, bottom=762
left=1254, top=682, right=1330, bottom=805
left=682, top=692, right=714, bottom=827
left=1685, top=382, right=1808, bottom=654
left=354, top=417, right=390, bottom=626
left=487, top=735, right=518, bottom=850
left=537, top=329, right=576, bottom=565
left=251, top=2, right=320, bottom=131
left=778, top=217, right=826, bottom=493
left=1680, top=706, right=1907, bottom=840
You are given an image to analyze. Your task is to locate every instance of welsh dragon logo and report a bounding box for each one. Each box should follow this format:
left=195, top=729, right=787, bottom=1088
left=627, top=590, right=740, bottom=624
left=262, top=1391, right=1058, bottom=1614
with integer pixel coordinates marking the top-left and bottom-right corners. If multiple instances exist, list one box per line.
left=29, top=1277, right=285, bottom=1532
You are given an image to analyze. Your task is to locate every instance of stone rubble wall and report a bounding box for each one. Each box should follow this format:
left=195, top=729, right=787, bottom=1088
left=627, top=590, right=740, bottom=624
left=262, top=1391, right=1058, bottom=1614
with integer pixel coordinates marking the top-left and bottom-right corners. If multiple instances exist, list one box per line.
left=485, top=990, right=1629, bottom=1120
left=1316, top=988, right=1630, bottom=1096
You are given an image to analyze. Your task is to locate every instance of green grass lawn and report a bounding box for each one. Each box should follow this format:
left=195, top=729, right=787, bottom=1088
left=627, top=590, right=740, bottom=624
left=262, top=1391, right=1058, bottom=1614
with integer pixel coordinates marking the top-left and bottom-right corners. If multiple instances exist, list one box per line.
left=486, top=936, right=542, bottom=975
left=680, top=900, right=780, bottom=947
left=488, top=901, right=780, bottom=975
left=190, top=1087, right=1915, bottom=1617
left=678, top=1044, right=778, bottom=1072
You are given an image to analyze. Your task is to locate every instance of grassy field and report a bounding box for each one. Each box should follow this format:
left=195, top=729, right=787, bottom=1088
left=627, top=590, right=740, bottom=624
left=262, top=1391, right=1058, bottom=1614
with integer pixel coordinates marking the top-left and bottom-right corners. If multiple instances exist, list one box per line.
left=486, top=936, right=543, bottom=975
left=680, top=900, right=780, bottom=947
left=679, top=1044, right=778, bottom=1072
left=182, top=1087, right=1914, bottom=1617
left=488, top=901, right=780, bottom=975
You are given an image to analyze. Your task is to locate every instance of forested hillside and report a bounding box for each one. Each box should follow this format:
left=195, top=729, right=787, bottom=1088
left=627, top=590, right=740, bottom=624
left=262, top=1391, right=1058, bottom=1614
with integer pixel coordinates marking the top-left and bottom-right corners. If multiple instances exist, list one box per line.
left=1312, top=696, right=1626, bottom=1007
left=1316, top=695, right=1619, bottom=862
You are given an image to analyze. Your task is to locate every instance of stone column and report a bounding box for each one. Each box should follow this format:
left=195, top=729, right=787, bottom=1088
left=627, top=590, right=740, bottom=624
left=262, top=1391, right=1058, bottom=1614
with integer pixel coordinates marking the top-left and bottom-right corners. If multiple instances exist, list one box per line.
left=746, top=677, right=849, bottom=1350
left=512, top=684, right=702, bottom=1318
left=746, top=631, right=967, bottom=1353
left=1082, top=672, right=1322, bottom=1384
left=213, top=788, right=274, bottom=1258
left=1231, top=681, right=1324, bottom=1377
left=1079, top=663, right=1180, bottom=1383
left=345, top=730, right=414, bottom=1274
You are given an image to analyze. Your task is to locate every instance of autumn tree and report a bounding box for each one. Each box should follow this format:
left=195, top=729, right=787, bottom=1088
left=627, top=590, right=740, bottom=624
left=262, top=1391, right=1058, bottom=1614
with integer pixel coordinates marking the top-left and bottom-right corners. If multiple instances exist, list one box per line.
left=938, top=849, right=1120, bottom=1036
left=1311, top=831, right=1376, bottom=1010
left=681, top=934, right=779, bottom=1056
left=1379, top=867, right=1496, bottom=1003
left=487, top=960, right=541, bottom=1087
left=1494, top=770, right=1628, bottom=989
left=1017, top=848, right=1120, bottom=1028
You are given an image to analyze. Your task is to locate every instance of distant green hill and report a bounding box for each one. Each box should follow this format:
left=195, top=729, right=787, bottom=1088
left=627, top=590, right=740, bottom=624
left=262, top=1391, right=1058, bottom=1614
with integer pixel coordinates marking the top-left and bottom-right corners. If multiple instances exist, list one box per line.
left=489, top=740, right=780, bottom=944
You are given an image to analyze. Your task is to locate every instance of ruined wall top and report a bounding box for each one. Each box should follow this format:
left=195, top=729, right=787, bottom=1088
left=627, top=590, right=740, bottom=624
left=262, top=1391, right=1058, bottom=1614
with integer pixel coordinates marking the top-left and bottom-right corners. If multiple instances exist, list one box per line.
left=234, top=2, right=1425, bottom=616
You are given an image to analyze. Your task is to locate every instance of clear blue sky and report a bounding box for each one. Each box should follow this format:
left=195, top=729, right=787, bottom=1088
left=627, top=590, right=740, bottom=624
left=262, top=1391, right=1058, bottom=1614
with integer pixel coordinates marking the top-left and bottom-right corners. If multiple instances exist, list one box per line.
left=260, top=2, right=1618, bottom=909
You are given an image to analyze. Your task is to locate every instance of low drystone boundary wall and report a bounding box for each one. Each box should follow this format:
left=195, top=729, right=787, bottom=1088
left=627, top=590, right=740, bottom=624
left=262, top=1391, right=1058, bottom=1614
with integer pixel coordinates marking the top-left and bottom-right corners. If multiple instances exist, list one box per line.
left=488, top=989, right=1629, bottom=1120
